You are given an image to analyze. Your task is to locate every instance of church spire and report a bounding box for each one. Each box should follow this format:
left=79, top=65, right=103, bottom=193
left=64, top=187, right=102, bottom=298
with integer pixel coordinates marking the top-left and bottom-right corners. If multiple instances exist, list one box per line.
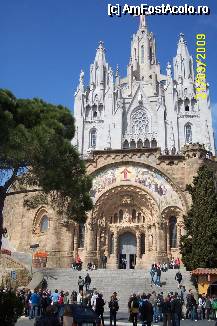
left=173, top=33, right=194, bottom=83
left=139, top=14, right=147, bottom=29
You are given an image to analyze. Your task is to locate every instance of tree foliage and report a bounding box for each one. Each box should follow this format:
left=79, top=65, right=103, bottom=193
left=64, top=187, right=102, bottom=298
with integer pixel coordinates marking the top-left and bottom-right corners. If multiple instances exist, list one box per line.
left=180, top=164, right=217, bottom=270
left=0, top=89, right=92, bottom=248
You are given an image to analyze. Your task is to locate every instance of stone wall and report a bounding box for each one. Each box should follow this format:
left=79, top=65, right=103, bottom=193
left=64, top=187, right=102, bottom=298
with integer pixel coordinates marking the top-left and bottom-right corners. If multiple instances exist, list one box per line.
left=0, top=254, right=31, bottom=288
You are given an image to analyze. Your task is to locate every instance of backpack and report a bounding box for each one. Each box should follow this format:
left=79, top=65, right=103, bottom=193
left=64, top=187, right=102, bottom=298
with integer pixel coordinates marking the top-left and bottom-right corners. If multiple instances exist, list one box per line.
left=131, top=298, right=139, bottom=309
left=212, top=300, right=217, bottom=310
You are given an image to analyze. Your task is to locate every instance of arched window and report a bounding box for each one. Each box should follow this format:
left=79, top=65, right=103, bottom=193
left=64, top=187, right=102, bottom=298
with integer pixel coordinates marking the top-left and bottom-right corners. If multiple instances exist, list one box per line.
left=140, top=234, right=145, bottom=255
left=137, top=212, right=141, bottom=223
left=185, top=123, right=192, bottom=143
left=123, top=140, right=129, bottom=149
left=119, top=210, right=123, bottom=223
left=78, top=224, right=85, bottom=248
left=151, top=138, right=157, bottom=148
left=141, top=45, right=144, bottom=64
left=169, top=216, right=177, bottom=248
left=109, top=233, right=114, bottom=254
left=144, top=139, right=150, bottom=148
left=90, top=128, right=97, bottom=148
left=93, top=111, right=97, bottom=118
left=137, top=139, right=143, bottom=148
left=131, top=108, right=149, bottom=134
left=114, top=213, right=118, bottom=224
left=130, top=140, right=136, bottom=149
left=132, top=209, right=136, bottom=223
left=40, top=215, right=49, bottom=232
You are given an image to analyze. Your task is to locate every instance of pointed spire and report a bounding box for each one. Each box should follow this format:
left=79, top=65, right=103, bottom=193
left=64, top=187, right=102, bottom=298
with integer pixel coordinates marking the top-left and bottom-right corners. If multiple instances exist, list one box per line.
left=166, top=62, right=172, bottom=78
left=95, top=41, right=106, bottom=63
left=139, top=14, right=147, bottom=29
left=115, top=64, right=119, bottom=78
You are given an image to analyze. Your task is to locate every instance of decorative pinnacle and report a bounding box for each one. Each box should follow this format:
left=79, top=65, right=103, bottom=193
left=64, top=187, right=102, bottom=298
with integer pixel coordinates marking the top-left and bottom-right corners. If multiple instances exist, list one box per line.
left=115, top=64, right=119, bottom=77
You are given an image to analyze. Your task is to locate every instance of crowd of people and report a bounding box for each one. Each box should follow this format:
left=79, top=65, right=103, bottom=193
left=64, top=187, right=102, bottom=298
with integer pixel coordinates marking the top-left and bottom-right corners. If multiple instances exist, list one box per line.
left=11, top=284, right=217, bottom=326
left=0, top=280, right=216, bottom=326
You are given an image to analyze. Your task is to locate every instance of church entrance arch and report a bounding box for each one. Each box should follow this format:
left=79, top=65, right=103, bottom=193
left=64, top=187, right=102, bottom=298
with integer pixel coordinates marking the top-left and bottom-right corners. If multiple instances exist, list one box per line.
left=118, top=232, right=136, bottom=269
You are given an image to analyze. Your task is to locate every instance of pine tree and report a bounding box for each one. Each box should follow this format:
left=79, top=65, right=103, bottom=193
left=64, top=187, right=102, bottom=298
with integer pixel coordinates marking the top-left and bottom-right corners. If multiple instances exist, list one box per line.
left=0, top=89, right=93, bottom=249
left=180, top=164, right=217, bottom=270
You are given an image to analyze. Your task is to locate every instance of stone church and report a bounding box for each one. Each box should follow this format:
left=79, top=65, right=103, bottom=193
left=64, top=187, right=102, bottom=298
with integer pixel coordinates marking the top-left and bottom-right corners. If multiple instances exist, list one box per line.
left=4, top=17, right=215, bottom=269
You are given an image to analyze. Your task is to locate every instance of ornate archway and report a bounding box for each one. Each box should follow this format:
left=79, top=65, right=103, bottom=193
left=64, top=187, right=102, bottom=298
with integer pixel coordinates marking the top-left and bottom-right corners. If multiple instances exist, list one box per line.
left=84, top=162, right=186, bottom=269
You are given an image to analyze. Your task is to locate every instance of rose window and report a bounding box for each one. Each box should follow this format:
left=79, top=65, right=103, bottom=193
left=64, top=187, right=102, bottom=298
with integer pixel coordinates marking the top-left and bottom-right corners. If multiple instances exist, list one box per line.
left=131, top=109, right=149, bottom=134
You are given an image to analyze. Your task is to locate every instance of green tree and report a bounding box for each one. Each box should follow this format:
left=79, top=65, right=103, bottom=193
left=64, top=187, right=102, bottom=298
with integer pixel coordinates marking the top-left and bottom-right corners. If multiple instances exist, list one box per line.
left=0, top=89, right=92, bottom=249
left=180, top=164, right=217, bottom=270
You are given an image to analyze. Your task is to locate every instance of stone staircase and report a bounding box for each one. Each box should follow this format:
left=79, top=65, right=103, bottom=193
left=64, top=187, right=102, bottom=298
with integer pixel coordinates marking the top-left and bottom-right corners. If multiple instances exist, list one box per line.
left=41, top=267, right=195, bottom=312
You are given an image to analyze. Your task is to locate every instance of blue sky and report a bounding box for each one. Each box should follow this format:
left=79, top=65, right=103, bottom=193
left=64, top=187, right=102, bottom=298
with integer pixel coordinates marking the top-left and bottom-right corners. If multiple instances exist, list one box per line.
left=0, top=0, right=217, bottom=133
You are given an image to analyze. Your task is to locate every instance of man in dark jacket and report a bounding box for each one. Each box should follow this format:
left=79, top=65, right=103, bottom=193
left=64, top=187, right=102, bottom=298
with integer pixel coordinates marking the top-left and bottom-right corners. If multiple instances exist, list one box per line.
left=35, top=306, right=61, bottom=326
left=108, top=292, right=119, bottom=326
left=139, top=294, right=154, bottom=326
left=171, top=294, right=182, bottom=326
left=85, top=273, right=91, bottom=291
left=95, top=293, right=105, bottom=326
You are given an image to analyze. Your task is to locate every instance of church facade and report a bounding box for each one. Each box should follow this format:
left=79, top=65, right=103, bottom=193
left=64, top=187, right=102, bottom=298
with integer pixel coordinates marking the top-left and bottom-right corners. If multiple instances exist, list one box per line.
left=3, top=18, right=215, bottom=269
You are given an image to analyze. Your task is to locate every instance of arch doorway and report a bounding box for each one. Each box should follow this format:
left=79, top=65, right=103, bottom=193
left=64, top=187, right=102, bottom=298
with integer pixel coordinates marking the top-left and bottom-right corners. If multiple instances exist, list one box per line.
left=118, top=232, right=136, bottom=269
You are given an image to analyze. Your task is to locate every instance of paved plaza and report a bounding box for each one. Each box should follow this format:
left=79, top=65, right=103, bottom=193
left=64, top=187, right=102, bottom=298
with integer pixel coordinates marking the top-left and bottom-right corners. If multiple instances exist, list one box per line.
left=16, top=314, right=217, bottom=326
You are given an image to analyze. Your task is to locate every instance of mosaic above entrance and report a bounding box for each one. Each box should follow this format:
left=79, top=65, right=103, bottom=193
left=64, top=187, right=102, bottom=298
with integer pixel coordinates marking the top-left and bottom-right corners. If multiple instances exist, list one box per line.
left=90, top=164, right=183, bottom=210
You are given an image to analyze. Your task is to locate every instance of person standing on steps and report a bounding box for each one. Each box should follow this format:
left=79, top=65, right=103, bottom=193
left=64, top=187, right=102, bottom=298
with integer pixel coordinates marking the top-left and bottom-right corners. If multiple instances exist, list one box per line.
left=78, top=275, right=85, bottom=292
left=150, top=264, right=155, bottom=286
left=101, top=254, right=107, bottom=269
left=84, top=273, right=91, bottom=291
left=155, top=266, right=161, bottom=287
left=108, top=292, right=119, bottom=326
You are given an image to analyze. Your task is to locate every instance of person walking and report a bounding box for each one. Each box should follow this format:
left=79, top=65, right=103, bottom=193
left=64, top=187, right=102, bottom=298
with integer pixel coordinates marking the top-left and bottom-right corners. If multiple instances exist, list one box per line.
left=139, top=294, right=154, bottom=326
left=108, top=292, right=119, bottom=326
left=95, top=293, right=105, bottom=326
left=78, top=275, right=85, bottom=292
left=85, top=273, right=91, bottom=291
left=175, top=271, right=182, bottom=289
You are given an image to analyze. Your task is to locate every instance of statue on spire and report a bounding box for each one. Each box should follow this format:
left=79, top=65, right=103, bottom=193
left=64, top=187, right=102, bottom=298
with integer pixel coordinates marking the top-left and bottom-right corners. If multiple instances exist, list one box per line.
left=139, top=14, right=147, bottom=29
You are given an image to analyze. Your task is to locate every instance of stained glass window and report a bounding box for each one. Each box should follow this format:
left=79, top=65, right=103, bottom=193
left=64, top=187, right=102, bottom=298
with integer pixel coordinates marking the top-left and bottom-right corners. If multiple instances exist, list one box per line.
left=40, top=215, right=48, bottom=232
left=131, top=109, right=149, bottom=134
left=90, top=128, right=97, bottom=148
left=185, top=124, right=192, bottom=143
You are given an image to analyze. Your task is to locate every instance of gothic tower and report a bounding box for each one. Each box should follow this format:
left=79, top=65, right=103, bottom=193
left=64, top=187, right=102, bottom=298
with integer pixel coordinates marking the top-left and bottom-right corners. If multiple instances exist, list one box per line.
left=73, top=17, right=215, bottom=156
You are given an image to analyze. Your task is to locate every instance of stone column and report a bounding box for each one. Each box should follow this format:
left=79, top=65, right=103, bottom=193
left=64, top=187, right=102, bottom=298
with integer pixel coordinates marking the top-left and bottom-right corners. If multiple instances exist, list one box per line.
left=105, top=228, right=109, bottom=256
left=84, top=222, right=97, bottom=265
left=136, top=231, right=141, bottom=259
left=96, top=229, right=101, bottom=263
left=113, top=230, right=118, bottom=268
left=177, top=223, right=182, bottom=248
left=145, top=229, right=149, bottom=253
left=74, top=225, right=78, bottom=258
left=153, top=224, right=157, bottom=252
left=166, top=222, right=170, bottom=256
left=136, top=230, right=141, bottom=269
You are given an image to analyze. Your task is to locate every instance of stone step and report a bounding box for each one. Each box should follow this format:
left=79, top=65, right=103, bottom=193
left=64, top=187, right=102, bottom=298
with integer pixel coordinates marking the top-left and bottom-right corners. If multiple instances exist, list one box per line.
left=41, top=267, right=195, bottom=311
